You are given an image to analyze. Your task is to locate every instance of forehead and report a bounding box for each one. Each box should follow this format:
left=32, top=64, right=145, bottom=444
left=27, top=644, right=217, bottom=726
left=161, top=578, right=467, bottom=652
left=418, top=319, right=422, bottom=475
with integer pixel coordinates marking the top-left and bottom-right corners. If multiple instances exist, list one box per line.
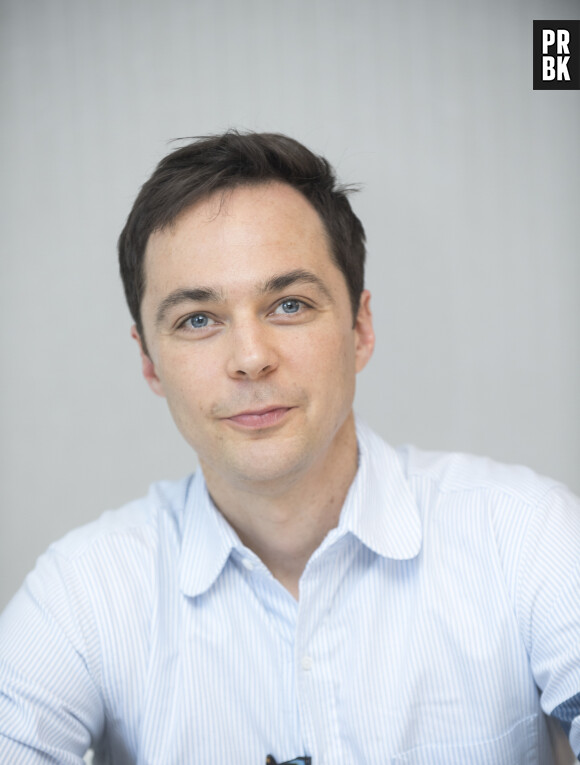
left=143, top=182, right=337, bottom=294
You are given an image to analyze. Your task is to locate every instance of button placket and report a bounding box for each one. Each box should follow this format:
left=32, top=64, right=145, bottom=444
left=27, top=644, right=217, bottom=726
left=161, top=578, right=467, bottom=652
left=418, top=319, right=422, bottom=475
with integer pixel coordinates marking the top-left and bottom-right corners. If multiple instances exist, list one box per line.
left=294, top=541, right=350, bottom=763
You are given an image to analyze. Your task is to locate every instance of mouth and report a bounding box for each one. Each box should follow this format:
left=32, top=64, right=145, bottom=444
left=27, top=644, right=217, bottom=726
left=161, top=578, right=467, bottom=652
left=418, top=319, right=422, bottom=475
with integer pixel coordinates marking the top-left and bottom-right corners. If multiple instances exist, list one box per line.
left=225, top=406, right=293, bottom=430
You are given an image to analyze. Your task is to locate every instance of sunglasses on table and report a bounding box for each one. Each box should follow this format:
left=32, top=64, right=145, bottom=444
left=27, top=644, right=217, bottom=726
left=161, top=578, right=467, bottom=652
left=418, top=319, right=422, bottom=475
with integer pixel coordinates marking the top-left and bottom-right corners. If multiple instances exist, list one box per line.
left=265, top=757, right=311, bottom=765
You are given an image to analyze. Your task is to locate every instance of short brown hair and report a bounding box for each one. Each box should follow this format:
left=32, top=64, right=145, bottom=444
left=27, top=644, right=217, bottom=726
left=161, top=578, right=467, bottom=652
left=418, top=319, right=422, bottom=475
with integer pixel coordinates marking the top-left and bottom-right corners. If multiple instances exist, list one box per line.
left=118, top=130, right=366, bottom=342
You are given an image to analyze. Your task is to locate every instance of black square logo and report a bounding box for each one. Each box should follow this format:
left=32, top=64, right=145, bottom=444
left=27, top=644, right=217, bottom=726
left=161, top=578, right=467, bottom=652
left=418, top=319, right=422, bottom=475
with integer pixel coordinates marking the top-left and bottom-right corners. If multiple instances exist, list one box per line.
left=533, top=20, right=579, bottom=89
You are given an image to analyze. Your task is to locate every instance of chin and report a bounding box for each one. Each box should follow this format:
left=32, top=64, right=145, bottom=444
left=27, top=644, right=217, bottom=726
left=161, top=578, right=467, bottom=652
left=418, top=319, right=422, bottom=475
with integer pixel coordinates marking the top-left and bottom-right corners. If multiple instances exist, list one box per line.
left=221, top=441, right=312, bottom=489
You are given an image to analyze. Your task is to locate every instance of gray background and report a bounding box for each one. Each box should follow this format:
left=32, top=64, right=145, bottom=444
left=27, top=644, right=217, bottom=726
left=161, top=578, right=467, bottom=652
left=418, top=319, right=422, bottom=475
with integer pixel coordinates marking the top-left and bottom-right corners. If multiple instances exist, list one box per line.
left=1, top=0, right=579, bottom=612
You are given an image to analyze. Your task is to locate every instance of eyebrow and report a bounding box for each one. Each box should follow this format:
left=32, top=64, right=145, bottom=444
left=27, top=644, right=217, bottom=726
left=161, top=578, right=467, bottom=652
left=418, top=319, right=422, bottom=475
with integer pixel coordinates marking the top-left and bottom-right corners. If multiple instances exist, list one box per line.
left=155, top=287, right=223, bottom=326
left=259, top=269, right=333, bottom=301
left=155, top=268, right=333, bottom=327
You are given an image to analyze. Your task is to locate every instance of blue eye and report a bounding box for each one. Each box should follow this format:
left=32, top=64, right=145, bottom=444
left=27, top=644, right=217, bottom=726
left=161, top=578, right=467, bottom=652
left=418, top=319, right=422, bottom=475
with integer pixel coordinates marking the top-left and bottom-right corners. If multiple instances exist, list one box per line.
left=279, top=299, right=301, bottom=314
left=186, top=314, right=211, bottom=329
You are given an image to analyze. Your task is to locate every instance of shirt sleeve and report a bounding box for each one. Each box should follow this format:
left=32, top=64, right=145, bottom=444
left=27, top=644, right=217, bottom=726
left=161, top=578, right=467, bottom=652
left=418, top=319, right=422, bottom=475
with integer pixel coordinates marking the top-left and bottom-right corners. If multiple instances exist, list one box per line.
left=0, top=547, right=105, bottom=763
left=515, top=484, right=580, bottom=758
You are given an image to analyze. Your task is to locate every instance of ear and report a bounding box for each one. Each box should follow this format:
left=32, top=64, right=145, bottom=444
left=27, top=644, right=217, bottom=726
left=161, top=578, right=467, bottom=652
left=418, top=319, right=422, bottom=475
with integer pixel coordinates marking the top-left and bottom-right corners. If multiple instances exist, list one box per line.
left=354, top=290, right=375, bottom=374
left=130, top=325, right=166, bottom=398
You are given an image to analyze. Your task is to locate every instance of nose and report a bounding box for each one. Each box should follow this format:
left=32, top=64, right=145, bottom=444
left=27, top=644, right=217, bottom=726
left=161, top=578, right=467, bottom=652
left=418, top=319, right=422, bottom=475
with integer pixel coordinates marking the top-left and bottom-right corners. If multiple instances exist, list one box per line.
left=226, top=319, right=279, bottom=380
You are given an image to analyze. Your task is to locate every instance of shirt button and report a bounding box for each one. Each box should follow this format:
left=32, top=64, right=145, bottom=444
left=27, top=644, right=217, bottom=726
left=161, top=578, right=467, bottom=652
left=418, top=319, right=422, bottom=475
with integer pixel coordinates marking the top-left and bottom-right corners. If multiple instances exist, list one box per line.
left=301, top=655, right=313, bottom=671
left=241, top=558, right=254, bottom=571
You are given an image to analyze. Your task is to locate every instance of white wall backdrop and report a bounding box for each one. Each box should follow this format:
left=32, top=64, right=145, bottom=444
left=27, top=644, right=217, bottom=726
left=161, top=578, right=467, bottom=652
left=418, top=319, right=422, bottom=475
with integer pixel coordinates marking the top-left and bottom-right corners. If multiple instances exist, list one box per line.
left=1, top=0, right=578, bottom=623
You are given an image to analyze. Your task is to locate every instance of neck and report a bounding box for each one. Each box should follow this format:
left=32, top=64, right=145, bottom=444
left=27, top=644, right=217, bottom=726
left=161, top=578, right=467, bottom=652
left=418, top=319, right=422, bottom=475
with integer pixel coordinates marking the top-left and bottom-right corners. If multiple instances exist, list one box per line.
left=201, top=412, right=359, bottom=599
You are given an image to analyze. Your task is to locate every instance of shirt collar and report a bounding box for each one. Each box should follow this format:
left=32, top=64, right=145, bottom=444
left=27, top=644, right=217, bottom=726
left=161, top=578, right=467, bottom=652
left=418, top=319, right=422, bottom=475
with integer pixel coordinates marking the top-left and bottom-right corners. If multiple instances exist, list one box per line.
left=179, top=419, right=422, bottom=597
left=179, top=470, right=242, bottom=598
left=337, top=418, right=422, bottom=560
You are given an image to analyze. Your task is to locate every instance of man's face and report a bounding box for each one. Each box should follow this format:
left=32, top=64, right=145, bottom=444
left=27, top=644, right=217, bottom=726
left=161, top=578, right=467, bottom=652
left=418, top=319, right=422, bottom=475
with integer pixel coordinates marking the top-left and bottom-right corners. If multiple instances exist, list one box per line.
left=136, top=182, right=374, bottom=492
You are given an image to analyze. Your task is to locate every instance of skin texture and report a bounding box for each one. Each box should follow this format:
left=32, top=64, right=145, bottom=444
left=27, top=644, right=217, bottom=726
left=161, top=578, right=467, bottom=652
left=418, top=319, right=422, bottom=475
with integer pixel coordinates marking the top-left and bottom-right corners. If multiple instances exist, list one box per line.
left=134, top=182, right=375, bottom=596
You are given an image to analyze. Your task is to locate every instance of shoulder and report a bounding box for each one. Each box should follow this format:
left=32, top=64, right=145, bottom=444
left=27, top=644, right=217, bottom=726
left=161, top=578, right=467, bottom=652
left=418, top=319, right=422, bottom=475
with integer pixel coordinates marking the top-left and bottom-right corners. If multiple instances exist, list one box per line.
left=0, top=476, right=197, bottom=751
left=393, top=442, right=580, bottom=582
left=21, top=475, right=196, bottom=623
left=357, top=419, right=577, bottom=538
left=48, top=475, right=193, bottom=562
left=2, top=475, right=197, bottom=684
left=394, top=443, right=565, bottom=509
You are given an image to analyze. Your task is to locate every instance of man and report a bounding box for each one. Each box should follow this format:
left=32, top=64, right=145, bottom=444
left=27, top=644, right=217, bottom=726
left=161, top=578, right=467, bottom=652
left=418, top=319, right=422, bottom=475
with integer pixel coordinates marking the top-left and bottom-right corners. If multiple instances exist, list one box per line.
left=0, top=131, right=579, bottom=763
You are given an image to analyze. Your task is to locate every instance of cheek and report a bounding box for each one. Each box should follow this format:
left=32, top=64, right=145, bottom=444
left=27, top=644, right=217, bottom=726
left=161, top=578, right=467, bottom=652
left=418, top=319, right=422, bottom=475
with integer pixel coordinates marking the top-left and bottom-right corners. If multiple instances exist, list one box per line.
left=317, top=325, right=355, bottom=365
left=294, top=328, right=356, bottom=388
left=157, top=349, right=217, bottom=413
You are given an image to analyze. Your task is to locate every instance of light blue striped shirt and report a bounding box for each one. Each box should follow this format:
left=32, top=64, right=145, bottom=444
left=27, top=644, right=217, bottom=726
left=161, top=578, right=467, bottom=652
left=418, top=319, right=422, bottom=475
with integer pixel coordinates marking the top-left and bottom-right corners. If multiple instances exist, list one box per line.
left=1, top=421, right=579, bottom=763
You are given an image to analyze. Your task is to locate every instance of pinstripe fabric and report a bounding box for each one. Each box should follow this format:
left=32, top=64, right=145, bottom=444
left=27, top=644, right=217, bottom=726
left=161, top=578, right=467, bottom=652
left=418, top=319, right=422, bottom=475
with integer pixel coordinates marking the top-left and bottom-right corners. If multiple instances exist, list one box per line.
left=1, top=420, right=579, bottom=764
